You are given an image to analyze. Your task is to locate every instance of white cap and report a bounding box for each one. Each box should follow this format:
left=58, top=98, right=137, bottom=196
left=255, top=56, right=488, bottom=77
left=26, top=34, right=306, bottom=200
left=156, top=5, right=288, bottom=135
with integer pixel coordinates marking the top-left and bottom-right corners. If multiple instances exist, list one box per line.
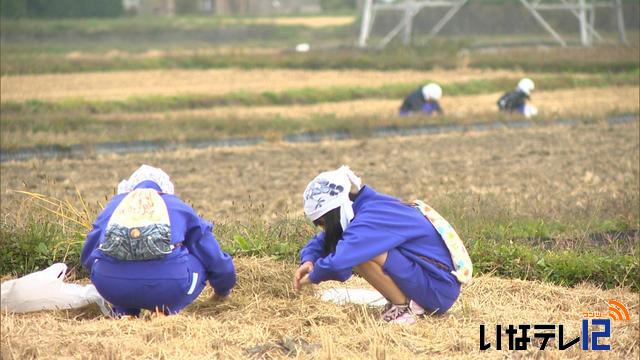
left=517, top=78, right=535, bottom=95
left=421, top=83, right=442, bottom=101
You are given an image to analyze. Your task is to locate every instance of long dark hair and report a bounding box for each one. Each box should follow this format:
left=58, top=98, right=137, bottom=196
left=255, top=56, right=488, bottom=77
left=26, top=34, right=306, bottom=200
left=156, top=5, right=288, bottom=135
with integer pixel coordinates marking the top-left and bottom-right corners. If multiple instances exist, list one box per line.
left=314, top=207, right=343, bottom=254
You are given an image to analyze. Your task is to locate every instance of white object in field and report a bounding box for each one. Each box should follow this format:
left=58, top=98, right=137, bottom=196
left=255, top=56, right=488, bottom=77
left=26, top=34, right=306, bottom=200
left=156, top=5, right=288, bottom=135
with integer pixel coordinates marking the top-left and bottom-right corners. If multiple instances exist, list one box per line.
left=1, top=263, right=112, bottom=316
left=524, top=104, right=538, bottom=118
left=295, top=43, right=310, bottom=52
left=320, top=288, right=388, bottom=307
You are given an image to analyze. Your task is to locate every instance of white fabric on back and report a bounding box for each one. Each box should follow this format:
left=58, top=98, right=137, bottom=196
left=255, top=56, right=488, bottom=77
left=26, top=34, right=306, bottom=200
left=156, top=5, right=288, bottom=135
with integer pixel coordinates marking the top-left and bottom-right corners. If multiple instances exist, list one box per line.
left=117, top=164, right=175, bottom=195
left=303, top=165, right=362, bottom=231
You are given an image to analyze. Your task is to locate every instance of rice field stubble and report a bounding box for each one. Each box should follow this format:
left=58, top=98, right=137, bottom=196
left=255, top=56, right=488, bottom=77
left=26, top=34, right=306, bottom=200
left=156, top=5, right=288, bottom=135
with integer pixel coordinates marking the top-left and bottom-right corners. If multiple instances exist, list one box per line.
left=89, top=86, right=640, bottom=122
left=1, top=112, right=638, bottom=359
left=0, top=68, right=532, bottom=102
left=1, top=14, right=639, bottom=359
left=1, top=85, right=638, bottom=150
left=2, top=121, right=637, bottom=230
left=2, top=37, right=638, bottom=75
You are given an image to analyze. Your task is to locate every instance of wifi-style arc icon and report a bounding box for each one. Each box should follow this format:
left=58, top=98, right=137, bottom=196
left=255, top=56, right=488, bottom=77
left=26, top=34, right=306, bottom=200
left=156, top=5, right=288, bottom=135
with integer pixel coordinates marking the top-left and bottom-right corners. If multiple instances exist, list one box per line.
left=608, top=300, right=630, bottom=321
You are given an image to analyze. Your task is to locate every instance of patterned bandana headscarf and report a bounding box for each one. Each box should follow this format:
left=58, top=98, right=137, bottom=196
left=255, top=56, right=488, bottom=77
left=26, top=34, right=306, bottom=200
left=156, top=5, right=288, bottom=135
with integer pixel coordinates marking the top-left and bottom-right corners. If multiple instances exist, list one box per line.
left=303, top=165, right=362, bottom=231
left=117, top=164, right=175, bottom=195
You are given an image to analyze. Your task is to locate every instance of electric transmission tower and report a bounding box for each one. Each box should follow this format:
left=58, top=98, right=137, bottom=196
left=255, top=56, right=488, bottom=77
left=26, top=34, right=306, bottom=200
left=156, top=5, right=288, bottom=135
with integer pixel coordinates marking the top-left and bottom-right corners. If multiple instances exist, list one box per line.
left=358, top=0, right=627, bottom=48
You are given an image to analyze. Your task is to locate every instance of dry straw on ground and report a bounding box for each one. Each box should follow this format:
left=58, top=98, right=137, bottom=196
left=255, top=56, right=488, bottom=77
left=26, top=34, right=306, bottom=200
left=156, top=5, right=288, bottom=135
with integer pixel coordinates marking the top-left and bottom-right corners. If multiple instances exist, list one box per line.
left=1, top=257, right=638, bottom=359
left=0, top=68, right=529, bottom=102
left=220, top=16, right=356, bottom=28
left=64, top=47, right=282, bottom=62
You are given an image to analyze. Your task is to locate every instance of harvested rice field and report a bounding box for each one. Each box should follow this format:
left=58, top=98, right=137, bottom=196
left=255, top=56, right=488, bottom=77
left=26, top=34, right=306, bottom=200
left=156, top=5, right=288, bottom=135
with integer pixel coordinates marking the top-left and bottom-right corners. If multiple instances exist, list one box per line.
left=96, top=85, right=640, bottom=121
left=2, top=82, right=638, bottom=359
left=62, top=46, right=283, bottom=61
left=0, top=68, right=534, bottom=102
left=1, top=257, right=638, bottom=359
left=2, top=121, right=637, bottom=225
left=2, top=86, right=637, bottom=150
left=1, top=13, right=638, bottom=359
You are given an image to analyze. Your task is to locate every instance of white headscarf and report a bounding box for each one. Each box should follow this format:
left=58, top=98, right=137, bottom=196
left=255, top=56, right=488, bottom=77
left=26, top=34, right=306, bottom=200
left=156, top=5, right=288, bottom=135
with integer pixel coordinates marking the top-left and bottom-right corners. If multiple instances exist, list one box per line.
left=303, top=165, right=362, bottom=231
left=117, top=164, right=175, bottom=195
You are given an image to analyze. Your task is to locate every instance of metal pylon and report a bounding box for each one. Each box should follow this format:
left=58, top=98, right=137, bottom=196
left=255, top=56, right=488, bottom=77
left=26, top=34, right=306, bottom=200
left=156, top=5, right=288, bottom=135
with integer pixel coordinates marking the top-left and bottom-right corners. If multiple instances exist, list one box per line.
left=358, top=0, right=469, bottom=49
left=519, top=0, right=626, bottom=47
left=358, top=0, right=627, bottom=48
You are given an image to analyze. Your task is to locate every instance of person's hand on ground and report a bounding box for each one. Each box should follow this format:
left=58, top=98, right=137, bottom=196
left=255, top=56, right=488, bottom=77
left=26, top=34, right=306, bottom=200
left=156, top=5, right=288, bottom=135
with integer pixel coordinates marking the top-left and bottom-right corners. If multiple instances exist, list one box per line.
left=293, top=261, right=314, bottom=292
left=211, top=293, right=230, bottom=302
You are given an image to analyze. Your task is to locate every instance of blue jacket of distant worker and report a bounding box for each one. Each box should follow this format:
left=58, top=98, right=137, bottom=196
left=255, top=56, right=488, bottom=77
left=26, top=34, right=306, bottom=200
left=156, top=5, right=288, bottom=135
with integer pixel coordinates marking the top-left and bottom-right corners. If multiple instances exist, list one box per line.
left=497, top=89, right=529, bottom=114
left=399, top=87, right=443, bottom=116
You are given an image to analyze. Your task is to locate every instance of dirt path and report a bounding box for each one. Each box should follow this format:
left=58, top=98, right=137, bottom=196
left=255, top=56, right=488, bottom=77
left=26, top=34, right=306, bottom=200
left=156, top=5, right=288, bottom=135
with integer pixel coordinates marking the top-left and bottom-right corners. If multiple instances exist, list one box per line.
left=1, top=68, right=532, bottom=102
left=1, top=257, right=637, bottom=359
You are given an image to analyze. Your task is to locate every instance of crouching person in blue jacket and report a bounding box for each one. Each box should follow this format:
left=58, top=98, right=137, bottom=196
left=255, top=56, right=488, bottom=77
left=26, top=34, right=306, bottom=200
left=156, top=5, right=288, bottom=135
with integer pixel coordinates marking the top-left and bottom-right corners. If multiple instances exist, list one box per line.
left=293, top=166, right=472, bottom=324
left=399, top=83, right=443, bottom=116
left=81, top=165, right=236, bottom=317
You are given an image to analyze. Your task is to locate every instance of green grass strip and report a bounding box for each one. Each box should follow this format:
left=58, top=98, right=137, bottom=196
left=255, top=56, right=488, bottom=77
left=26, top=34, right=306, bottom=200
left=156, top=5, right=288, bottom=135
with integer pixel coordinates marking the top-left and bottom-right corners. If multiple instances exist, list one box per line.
left=471, top=240, right=638, bottom=290
left=1, top=213, right=637, bottom=290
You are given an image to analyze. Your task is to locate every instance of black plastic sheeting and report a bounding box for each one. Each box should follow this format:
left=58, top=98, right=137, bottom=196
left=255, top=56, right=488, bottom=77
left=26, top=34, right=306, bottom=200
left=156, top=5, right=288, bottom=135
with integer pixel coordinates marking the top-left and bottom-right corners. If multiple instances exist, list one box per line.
left=2, top=113, right=637, bottom=163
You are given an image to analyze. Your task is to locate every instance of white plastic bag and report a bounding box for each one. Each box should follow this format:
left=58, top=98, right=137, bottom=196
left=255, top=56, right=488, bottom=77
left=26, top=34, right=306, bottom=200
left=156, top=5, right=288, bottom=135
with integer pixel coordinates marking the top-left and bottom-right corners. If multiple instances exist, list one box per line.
left=1, top=263, right=111, bottom=316
left=524, top=104, right=538, bottom=118
left=295, top=43, right=310, bottom=52
left=320, top=288, right=388, bottom=307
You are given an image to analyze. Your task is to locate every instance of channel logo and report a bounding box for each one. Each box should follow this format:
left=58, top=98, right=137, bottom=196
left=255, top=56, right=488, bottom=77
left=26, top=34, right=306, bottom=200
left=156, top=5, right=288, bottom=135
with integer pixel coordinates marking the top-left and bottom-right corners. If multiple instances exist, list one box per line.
left=480, top=299, right=632, bottom=351
left=608, top=299, right=630, bottom=321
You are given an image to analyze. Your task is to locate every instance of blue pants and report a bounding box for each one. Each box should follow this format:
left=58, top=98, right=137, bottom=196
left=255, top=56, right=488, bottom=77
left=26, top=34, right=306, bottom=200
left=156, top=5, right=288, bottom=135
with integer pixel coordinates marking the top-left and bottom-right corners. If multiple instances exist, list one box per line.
left=383, top=248, right=461, bottom=314
left=399, top=104, right=438, bottom=117
left=91, top=252, right=207, bottom=316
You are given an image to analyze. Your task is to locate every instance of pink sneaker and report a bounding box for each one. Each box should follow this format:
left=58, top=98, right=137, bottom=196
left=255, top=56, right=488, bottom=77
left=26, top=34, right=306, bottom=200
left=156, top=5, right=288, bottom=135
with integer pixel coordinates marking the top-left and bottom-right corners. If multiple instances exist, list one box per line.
left=410, top=300, right=425, bottom=317
left=381, top=304, right=417, bottom=324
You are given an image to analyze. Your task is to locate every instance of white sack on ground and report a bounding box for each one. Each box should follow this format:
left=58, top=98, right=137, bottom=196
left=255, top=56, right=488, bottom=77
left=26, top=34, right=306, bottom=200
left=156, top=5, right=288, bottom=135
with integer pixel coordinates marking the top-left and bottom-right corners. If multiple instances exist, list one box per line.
left=320, top=288, right=388, bottom=307
left=1, top=263, right=111, bottom=315
left=524, top=104, right=538, bottom=118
